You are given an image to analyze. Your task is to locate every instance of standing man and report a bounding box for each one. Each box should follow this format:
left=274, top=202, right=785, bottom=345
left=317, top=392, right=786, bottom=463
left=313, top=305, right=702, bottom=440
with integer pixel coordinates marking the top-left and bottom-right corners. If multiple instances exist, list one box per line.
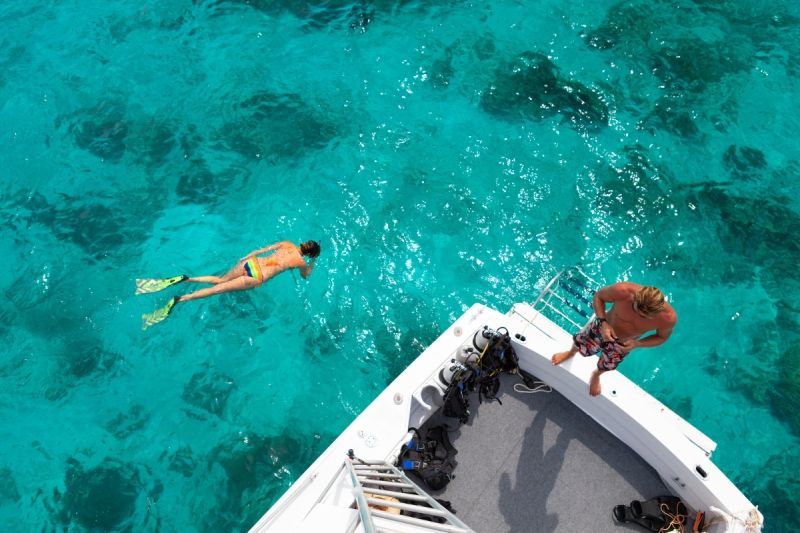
left=551, top=283, right=677, bottom=396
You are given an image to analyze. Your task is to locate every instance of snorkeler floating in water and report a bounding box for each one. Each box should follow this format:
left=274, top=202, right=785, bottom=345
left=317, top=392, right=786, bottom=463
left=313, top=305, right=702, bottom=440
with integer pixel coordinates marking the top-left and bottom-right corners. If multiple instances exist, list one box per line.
left=138, top=240, right=321, bottom=329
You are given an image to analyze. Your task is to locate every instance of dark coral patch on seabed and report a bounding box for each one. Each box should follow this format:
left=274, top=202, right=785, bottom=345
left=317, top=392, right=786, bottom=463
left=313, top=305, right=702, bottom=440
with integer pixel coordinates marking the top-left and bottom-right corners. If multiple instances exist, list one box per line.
left=201, top=431, right=323, bottom=530
left=210, top=432, right=308, bottom=496
left=583, top=2, right=756, bottom=140
left=38, top=337, right=126, bottom=402
left=128, top=118, right=178, bottom=169
left=199, top=0, right=422, bottom=33
left=582, top=1, right=665, bottom=52
left=430, top=46, right=456, bottom=90
left=56, top=457, right=142, bottom=530
left=161, top=445, right=198, bottom=478
left=480, top=51, right=608, bottom=130
left=58, top=100, right=129, bottom=162
left=217, top=91, right=337, bottom=162
left=105, top=405, right=151, bottom=440
left=683, top=185, right=800, bottom=421
left=0, top=467, right=21, bottom=503
left=639, top=93, right=702, bottom=139
left=175, top=157, right=253, bottom=207
left=723, top=145, right=767, bottom=182
left=481, top=52, right=561, bottom=119
left=63, top=338, right=122, bottom=379
left=769, top=341, right=800, bottom=438
left=348, top=5, right=374, bottom=33
left=689, top=186, right=800, bottom=261
left=182, top=366, right=236, bottom=417
left=12, top=189, right=153, bottom=263
left=650, top=37, right=752, bottom=91
left=589, top=144, right=674, bottom=225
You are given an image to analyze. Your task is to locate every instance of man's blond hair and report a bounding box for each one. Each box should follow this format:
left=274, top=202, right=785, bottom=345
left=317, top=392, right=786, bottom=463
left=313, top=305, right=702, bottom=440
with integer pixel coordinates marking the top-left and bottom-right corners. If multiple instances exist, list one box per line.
left=634, top=286, right=665, bottom=316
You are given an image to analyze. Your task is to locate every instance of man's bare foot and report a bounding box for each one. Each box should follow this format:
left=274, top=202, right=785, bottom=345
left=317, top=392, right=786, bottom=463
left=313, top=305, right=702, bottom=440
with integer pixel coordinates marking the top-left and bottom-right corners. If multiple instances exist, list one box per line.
left=589, top=373, right=602, bottom=396
left=551, top=351, right=574, bottom=365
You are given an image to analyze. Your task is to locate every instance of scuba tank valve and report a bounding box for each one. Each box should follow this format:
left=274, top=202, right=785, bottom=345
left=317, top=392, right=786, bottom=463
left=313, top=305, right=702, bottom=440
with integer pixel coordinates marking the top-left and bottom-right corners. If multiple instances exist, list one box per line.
left=438, top=359, right=471, bottom=387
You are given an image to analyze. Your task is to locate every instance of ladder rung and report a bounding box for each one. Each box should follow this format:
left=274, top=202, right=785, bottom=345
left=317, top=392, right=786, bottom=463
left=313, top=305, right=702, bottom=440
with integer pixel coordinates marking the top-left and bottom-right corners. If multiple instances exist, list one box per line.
left=357, top=472, right=403, bottom=479
left=359, top=479, right=414, bottom=489
left=366, top=498, right=447, bottom=516
left=363, top=488, right=427, bottom=502
left=541, top=300, right=582, bottom=329
left=354, top=464, right=394, bottom=470
left=371, top=509, right=468, bottom=533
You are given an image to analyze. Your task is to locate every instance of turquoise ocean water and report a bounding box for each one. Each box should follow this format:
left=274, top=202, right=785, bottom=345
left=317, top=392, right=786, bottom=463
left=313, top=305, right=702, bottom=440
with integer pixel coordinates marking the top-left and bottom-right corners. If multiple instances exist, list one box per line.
left=1, top=0, right=799, bottom=530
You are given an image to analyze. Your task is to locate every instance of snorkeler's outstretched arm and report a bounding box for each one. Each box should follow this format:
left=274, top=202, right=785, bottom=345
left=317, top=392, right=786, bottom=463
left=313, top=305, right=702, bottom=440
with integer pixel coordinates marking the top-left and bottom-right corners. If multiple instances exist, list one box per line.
left=300, top=257, right=316, bottom=279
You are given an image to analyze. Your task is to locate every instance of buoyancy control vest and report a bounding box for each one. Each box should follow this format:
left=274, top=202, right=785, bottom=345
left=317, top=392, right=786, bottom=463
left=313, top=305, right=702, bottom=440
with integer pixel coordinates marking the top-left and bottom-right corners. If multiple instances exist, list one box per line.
left=397, top=426, right=458, bottom=491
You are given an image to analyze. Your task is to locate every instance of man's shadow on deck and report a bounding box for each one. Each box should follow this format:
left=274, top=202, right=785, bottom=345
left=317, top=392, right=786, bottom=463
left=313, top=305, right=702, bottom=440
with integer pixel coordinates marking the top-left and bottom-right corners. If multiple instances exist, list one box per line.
left=496, top=390, right=665, bottom=532
left=496, top=398, right=565, bottom=532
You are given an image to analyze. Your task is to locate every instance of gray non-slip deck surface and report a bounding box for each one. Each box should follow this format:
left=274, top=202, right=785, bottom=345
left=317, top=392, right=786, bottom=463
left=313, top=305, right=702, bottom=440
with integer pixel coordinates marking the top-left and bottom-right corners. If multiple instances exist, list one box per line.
left=415, top=375, right=670, bottom=533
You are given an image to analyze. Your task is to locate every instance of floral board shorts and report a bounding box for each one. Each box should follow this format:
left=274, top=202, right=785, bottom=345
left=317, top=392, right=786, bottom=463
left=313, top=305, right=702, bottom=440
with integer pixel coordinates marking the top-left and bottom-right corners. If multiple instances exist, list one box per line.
left=573, top=317, right=627, bottom=371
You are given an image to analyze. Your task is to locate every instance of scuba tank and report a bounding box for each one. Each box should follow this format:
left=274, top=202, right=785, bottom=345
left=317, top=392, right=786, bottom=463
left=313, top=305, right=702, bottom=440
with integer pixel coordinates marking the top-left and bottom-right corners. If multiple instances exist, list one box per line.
left=437, top=326, right=511, bottom=392
left=436, top=328, right=488, bottom=387
left=471, top=325, right=497, bottom=352
left=438, top=359, right=471, bottom=388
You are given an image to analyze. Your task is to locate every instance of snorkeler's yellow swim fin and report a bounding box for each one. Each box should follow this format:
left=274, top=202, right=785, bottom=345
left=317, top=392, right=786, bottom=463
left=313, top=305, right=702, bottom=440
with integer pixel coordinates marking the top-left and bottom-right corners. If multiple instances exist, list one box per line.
left=135, top=275, right=188, bottom=294
left=142, top=296, right=179, bottom=330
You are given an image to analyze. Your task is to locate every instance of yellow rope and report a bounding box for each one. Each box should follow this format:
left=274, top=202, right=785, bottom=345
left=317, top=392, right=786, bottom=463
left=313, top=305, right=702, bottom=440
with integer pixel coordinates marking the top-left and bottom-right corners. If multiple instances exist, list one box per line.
left=704, top=507, right=762, bottom=532
left=658, top=502, right=686, bottom=533
left=474, top=341, right=490, bottom=366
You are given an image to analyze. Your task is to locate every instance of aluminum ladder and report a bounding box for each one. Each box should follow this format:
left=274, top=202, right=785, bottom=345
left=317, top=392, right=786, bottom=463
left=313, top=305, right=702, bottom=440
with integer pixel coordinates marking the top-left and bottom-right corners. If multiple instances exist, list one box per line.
left=344, top=456, right=474, bottom=533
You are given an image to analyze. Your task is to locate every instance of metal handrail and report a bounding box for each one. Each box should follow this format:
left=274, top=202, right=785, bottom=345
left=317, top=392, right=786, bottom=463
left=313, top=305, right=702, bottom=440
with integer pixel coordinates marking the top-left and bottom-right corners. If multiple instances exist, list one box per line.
left=257, top=469, right=319, bottom=528
left=525, top=267, right=601, bottom=330
left=344, top=460, right=376, bottom=533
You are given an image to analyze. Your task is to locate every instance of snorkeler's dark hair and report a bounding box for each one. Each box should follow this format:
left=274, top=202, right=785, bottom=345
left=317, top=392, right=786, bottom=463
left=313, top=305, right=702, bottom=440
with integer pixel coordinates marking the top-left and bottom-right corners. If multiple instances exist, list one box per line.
left=300, top=240, right=321, bottom=258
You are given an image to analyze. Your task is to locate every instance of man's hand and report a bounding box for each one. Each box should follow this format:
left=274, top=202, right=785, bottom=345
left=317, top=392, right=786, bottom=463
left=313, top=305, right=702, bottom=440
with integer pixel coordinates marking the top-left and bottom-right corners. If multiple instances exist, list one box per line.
left=600, top=321, right=616, bottom=342
left=617, top=338, right=638, bottom=353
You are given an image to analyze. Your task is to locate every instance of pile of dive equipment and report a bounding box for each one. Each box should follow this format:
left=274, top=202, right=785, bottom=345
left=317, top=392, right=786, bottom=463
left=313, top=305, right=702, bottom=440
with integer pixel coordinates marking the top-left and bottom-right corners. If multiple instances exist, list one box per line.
left=439, top=325, right=538, bottom=424
left=613, top=495, right=698, bottom=532
left=397, top=326, right=543, bottom=497
left=382, top=427, right=459, bottom=524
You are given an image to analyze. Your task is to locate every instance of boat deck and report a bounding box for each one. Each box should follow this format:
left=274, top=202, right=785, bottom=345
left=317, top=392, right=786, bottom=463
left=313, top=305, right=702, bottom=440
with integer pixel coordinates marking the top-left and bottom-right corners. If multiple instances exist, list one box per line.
left=415, top=374, right=670, bottom=533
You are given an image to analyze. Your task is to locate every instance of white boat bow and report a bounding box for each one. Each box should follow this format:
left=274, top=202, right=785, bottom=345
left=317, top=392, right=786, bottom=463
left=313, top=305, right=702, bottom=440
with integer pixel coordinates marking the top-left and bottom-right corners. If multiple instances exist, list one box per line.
left=251, top=270, right=762, bottom=533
